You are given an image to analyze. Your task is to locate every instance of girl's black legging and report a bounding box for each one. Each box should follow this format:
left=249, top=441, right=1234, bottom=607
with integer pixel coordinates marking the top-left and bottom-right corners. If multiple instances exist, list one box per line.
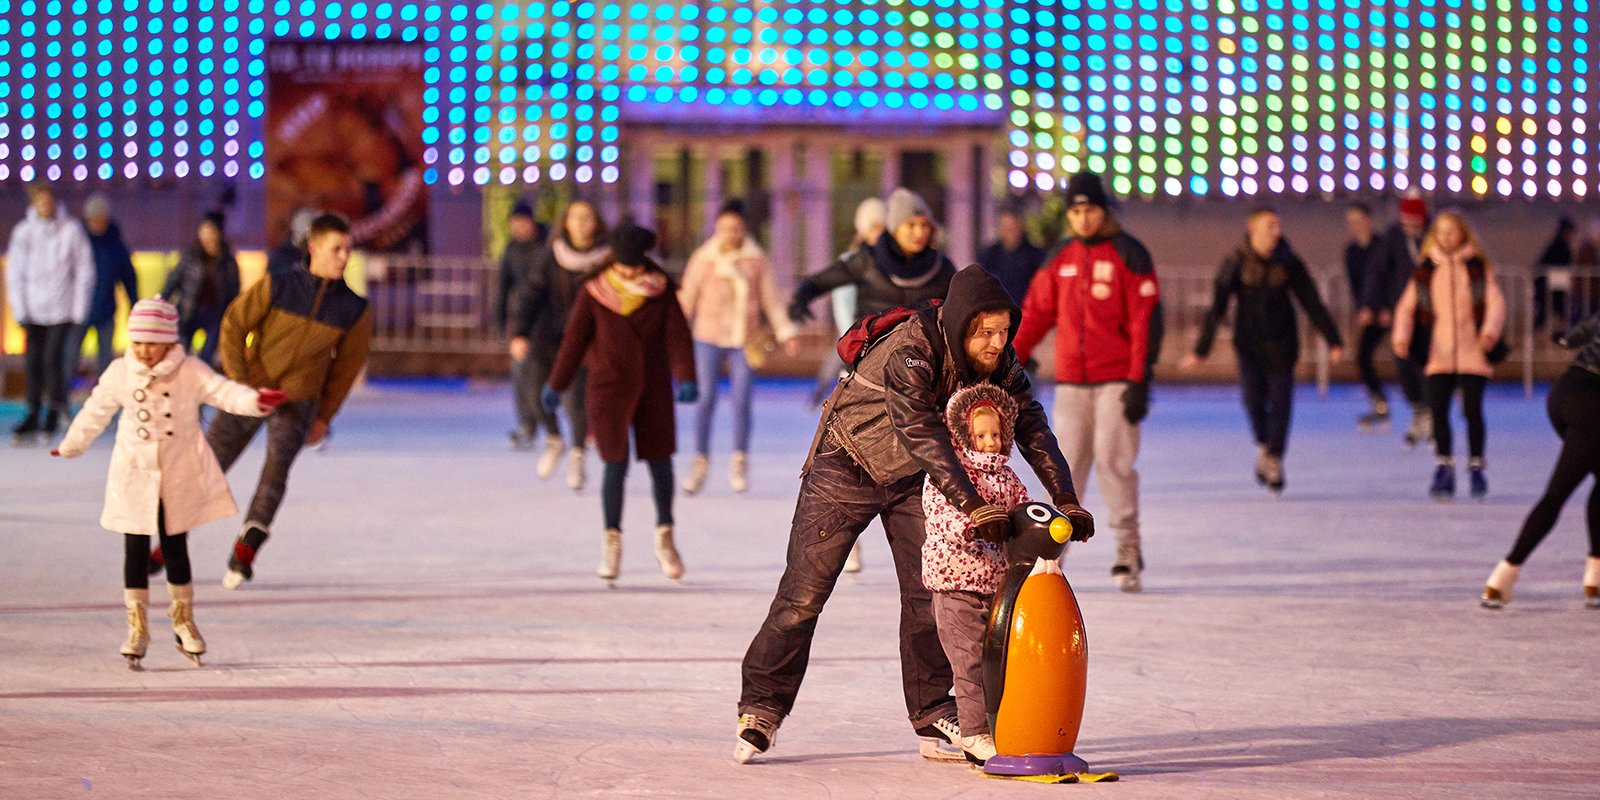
left=1427, top=373, right=1488, bottom=460
left=1506, top=367, right=1600, bottom=565
left=601, top=458, right=674, bottom=530
left=124, top=504, right=191, bottom=588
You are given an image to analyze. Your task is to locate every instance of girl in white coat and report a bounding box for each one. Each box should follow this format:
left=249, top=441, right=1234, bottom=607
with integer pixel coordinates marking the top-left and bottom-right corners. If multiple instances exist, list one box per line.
left=53, top=298, right=282, bottom=669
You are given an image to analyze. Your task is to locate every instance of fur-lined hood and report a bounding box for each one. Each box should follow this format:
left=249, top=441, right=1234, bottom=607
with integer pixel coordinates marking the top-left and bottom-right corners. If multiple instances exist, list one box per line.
left=944, top=383, right=1019, bottom=455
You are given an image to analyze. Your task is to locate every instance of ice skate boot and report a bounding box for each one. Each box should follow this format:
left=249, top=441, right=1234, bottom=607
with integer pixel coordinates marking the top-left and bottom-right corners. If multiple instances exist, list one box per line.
left=843, top=540, right=864, bottom=574
left=1253, top=444, right=1270, bottom=486
left=1357, top=396, right=1390, bottom=430
left=567, top=446, right=586, bottom=491
left=168, top=583, right=205, bottom=667
left=729, top=451, right=749, bottom=494
left=536, top=434, right=565, bottom=479
left=959, top=733, right=997, bottom=766
left=1404, top=407, right=1432, bottom=449
left=654, top=524, right=684, bottom=581
left=507, top=428, right=535, bottom=451
left=1112, top=544, right=1144, bottom=593
left=1584, top=557, right=1600, bottom=609
left=120, top=589, right=150, bottom=671
left=10, top=411, right=41, bottom=444
left=1468, top=459, right=1488, bottom=501
left=1429, top=461, right=1455, bottom=501
left=42, top=408, right=62, bottom=437
left=1262, top=453, right=1285, bottom=494
left=682, top=454, right=709, bottom=495
left=598, top=528, right=622, bottom=586
left=223, top=523, right=268, bottom=590
left=1480, top=560, right=1519, bottom=609
left=914, top=712, right=966, bottom=762
left=734, top=712, right=780, bottom=764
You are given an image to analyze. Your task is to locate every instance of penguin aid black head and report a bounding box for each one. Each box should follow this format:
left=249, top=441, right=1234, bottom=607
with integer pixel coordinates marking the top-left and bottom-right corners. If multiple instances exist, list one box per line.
left=1005, top=503, right=1073, bottom=564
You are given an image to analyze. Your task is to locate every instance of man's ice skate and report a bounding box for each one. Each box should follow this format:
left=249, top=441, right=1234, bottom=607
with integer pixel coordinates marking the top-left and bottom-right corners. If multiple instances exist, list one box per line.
left=1468, top=459, right=1488, bottom=500
left=1112, top=546, right=1144, bottom=593
left=598, top=528, right=622, bottom=586
left=654, top=524, right=684, bottom=581
left=1261, top=453, right=1285, bottom=494
left=1480, top=560, right=1519, bottom=609
left=843, top=540, right=863, bottom=574
left=1429, top=461, right=1455, bottom=501
left=536, top=435, right=565, bottom=479
left=507, top=428, right=535, bottom=451
left=567, top=447, right=586, bottom=491
left=914, top=712, right=967, bottom=762
left=1357, top=396, right=1390, bottom=430
left=11, top=412, right=42, bottom=444
left=1584, top=557, right=1599, bottom=609
left=729, top=451, right=749, bottom=493
left=1253, top=444, right=1269, bottom=486
left=960, top=733, right=997, bottom=766
left=682, top=454, right=709, bottom=495
left=120, top=589, right=150, bottom=671
left=223, top=524, right=269, bottom=590
left=733, top=713, right=779, bottom=764
left=169, top=583, right=205, bottom=667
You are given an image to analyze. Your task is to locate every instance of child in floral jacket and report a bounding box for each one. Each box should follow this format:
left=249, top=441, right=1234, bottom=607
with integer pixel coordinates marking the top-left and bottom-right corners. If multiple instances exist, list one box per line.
left=921, top=383, right=1031, bottom=765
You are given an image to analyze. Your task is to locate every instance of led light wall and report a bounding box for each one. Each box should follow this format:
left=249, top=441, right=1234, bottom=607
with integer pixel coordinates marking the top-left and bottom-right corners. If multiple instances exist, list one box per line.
left=0, top=0, right=1595, bottom=198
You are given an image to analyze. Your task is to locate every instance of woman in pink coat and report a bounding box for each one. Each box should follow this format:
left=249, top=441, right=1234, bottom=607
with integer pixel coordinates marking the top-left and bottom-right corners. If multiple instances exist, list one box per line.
left=1392, top=211, right=1506, bottom=501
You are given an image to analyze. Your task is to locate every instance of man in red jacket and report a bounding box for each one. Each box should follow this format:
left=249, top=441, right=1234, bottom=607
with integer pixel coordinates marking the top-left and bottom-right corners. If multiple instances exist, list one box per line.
left=1013, top=172, right=1162, bottom=592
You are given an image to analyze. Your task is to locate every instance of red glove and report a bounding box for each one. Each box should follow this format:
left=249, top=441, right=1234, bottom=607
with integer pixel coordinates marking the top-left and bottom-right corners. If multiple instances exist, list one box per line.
left=50, top=449, right=61, bottom=457
left=257, top=389, right=287, bottom=412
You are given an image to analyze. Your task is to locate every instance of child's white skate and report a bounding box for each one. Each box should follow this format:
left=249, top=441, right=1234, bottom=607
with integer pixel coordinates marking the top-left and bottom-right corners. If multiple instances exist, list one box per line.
left=598, top=529, right=622, bottom=588
left=169, top=584, right=205, bottom=667
left=120, top=589, right=150, bottom=671
left=915, top=713, right=967, bottom=762
left=654, top=524, right=684, bottom=582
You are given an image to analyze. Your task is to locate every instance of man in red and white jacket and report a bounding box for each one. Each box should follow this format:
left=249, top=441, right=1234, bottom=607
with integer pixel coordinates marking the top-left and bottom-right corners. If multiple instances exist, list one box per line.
left=1013, top=172, right=1162, bottom=592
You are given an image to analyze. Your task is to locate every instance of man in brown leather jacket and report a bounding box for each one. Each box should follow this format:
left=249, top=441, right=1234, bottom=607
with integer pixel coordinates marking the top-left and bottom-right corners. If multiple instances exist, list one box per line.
left=734, top=265, right=1094, bottom=764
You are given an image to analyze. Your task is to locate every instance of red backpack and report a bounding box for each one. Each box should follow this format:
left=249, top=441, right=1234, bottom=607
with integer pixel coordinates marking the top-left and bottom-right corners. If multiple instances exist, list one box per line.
left=836, top=299, right=942, bottom=367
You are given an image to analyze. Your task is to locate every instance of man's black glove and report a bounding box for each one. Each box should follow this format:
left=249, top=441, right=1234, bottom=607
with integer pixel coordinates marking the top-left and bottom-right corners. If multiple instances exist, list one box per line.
left=1122, top=381, right=1150, bottom=425
left=964, top=502, right=1010, bottom=544
left=1055, top=499, right=1095, bottom=542
left=787, top=297, right=815, bottom=324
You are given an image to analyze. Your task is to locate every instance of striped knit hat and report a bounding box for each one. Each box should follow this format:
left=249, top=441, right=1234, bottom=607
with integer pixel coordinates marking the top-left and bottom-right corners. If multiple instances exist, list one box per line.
left=127, top=297, right=180, bottom=344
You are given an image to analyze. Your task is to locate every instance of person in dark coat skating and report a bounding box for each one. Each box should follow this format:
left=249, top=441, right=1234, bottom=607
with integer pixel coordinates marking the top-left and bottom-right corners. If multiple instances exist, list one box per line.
left=161, top=211, right=240, bottom=366
left=1181, top=207, right=1344, bottom=493
left=1360, top=195, right=1433, bottom=446
left=546, top=222, right=696, bottom=585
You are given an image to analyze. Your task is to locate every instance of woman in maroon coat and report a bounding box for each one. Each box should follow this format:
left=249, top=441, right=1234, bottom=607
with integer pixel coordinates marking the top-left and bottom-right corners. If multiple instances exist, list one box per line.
left=548, top=223, right=697, bottom=585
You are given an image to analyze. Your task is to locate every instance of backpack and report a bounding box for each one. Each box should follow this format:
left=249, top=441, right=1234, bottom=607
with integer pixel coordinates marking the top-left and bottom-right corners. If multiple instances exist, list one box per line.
left=836, top=299, right=942, bottom=367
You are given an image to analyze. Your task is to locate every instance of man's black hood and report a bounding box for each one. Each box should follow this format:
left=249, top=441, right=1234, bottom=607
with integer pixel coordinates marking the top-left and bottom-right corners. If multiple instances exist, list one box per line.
left=941, top=264, right=1021, bottom=382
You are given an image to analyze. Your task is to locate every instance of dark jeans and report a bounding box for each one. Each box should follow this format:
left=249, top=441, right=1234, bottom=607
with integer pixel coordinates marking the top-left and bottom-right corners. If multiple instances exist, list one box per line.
left=124, top=504, right=191, bottom=589
left=738, top=445, right=955, bottom=729
left=513, top=357, right=588, bottom=445
left=1508, top=368, right=1600, bottom=564
left=1357, top=323, right=1425, bottom=406
left=1237, top=355, right=1294, bottom=457
left=23, top=323, right=75, bottom=417
left=1427, top=374, right=1487, bottom=460
left=206, top=399, right=316, bottom=532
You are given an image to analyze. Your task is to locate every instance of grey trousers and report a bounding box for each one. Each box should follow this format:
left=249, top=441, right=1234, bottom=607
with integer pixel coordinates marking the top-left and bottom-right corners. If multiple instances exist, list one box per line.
left=932, top=589, right=994, bottom=737
left=1052, top=383, right=1141, bottom=565
left=206, top=399, right=316, bottom=530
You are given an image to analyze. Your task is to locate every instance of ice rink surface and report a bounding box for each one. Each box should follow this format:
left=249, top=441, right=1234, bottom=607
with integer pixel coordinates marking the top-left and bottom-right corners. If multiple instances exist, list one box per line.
left=3, top=378, right=1597, bottom=799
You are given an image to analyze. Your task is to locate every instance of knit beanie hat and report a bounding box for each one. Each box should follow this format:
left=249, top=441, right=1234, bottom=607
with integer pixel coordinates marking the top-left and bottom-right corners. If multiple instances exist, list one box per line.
left=1399, top=194, right=1429, bottom=223
left=854, top=197, right=887, bottom=239
left=1064, top=172, right=1111, bottom=208
left=608, top=222, right=657, bottom=268
left=127, top=298, right=181, bottom=344
left=885, top=187, right=933, bottom=233
left=509, top=199, right=536, bottom=220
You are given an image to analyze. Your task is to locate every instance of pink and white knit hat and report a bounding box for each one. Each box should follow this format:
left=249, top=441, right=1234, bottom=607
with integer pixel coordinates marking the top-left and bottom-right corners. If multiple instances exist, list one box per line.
left=126, top=297, right=180, bottom=344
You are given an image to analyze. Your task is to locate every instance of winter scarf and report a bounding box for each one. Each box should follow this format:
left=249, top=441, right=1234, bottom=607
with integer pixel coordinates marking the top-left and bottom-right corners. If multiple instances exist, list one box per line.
left=552, top=236, right=612, bottom=274
left=872, top=232, right=946, bottom=288
left=588, top=265, right=668, bottom=317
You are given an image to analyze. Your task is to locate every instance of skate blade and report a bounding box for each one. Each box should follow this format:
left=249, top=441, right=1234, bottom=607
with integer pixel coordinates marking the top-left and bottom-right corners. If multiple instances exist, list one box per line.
left=177, top=648, right=204, bottom=667
left=919, top=738, right=967, bottom=762
left=221, top=569, right=248, bottom=590
left=124, top=655, right=144, bottom=671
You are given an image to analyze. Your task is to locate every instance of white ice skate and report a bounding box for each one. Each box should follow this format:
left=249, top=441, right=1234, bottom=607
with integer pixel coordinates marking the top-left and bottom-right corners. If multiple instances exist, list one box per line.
left=843, top=540, right=864, bottom=574
left=169, top=583, right=205, bottom=667
left=682, top=454, right=710, bottom=495
left=654, top=524, right=684, bottom=581
left=734, top=713, right=780, bottom=764
left=915, top=714, right=967, bottom=762
left=536, top=435, right=565, bottom=479
left=959, top=733, right=997, bottom=766
left=1480, top=560, right=1519, bottom=609
left=598, top=529, right=622, bottom=587
left=729, top=451, right=749, bottom=493
left=120, top=589, right=150, bottom=671
left=1112, top=543, right=1143, bottom=593
left=567, top=447, right=586, bottom=491
left=1584, top=557, right=1600, bottom=609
